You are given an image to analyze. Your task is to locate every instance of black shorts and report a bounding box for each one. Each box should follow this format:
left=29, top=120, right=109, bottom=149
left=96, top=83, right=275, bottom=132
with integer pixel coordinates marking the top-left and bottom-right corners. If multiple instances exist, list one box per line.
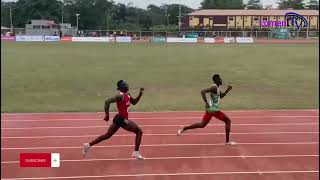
left=113, top=114, right=128, bottom=128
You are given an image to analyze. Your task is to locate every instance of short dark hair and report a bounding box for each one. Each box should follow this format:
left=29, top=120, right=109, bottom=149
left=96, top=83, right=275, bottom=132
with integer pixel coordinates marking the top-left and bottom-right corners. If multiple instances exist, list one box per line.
left=212, top=74, right=220, bottom=81
left=117, top=80, right=128, bottom=88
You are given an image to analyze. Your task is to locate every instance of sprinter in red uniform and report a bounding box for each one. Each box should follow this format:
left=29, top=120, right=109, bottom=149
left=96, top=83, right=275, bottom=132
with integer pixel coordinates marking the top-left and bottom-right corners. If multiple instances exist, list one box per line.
left=82, top=80, right=145, bottom=160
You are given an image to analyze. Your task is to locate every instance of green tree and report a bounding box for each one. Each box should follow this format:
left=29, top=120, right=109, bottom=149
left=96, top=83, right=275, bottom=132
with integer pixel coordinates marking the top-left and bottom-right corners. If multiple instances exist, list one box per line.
left=161, top=4, right=193, bottom=25
left=13, top=0, right=63, bottom=27
left=138, top=10, right=152, bottom=30
left=2, top=0, right=193, bottom=30
left=278, top=0, right=305, bottom=9
left=93, top=0, right=114, bottom=29
left=1, top=1, right=16, bottom=27
left=150, top=24, right=177, bottom=31
left=147, top=4, right=166, bottom=26
left=201, top=0, right=245, bottom=9
left=306, top=0, right=319, bottom=9
left=246, top=0, right=263, bottom=9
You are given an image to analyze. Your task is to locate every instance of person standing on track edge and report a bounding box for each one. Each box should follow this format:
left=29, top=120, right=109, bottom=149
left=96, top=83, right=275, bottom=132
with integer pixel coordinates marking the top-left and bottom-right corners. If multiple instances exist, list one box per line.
left=82, top=80, right=145, bottom=160
left=177, top=74, right=236, bottom=145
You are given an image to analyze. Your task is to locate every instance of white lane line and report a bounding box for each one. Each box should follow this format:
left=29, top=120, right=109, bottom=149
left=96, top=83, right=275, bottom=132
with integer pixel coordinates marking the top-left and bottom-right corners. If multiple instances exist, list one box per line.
left=2, top=142, right=318, bottom=150
left=1, top=132, right=319, bottom=139
left=1, top=109, right=318, bottom=115
left=2, top=154, right=319, bottom=164
left=1, top=170, right=319, bottom=180
left=2, top=123, right=318, bottom=130
left=1, top=115, right=318, bottom=121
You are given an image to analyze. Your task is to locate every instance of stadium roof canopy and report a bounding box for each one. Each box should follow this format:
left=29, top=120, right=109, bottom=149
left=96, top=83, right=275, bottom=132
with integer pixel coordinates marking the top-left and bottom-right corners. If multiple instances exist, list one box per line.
left=188, top=9, right=320, bottom=16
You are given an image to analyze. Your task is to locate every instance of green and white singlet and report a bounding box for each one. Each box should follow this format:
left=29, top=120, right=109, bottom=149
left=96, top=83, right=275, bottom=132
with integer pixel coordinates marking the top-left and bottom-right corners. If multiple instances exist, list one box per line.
left=207, top=84, right=220, bottom=113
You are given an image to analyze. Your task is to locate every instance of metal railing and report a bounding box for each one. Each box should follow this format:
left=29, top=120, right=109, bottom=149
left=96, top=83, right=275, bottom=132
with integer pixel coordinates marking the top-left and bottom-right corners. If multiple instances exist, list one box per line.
left=75, top=30, right=320, bottom=39
left=2, top=28, right=319, bottom=39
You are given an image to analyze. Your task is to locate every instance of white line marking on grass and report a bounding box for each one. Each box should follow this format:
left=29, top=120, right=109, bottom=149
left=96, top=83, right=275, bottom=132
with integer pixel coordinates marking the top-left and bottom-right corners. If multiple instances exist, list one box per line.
left=1, top=132, right=318, bottom=139
left=2, top=123, right=318, bottom=130
left=1, top=170, right=319, bottom=180
left=2, top=142, right=318, bottom=150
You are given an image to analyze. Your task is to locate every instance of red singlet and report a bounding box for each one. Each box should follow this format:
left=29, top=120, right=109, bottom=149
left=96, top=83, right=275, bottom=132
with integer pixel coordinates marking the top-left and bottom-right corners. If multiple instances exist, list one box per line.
left=116, top=92, right=131, bottom=119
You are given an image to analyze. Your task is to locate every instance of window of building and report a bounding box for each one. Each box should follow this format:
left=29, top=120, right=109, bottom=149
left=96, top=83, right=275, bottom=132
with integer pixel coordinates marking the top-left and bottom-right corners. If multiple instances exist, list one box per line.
left=229, top=17, right=234, bottom=21
left=254, top=17, right=259, bottom=21
left=262, top=17, right=268, bottom=20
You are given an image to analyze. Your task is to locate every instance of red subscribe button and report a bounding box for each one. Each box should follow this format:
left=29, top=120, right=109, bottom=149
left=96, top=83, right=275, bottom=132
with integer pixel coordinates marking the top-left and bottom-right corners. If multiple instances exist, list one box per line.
left=20, top=153, right=60, bottom=167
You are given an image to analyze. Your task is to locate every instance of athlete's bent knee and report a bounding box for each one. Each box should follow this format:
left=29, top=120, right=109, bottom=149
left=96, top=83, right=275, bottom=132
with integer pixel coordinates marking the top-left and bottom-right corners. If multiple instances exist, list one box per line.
left=136, top=129, right=143, bottom=136
left=224, top=118, right=231, bottom=125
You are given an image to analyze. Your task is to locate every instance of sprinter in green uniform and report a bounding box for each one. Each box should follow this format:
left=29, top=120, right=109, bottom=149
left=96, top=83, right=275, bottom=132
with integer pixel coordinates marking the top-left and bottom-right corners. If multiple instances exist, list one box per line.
left=177, top=74, right=236, bottom=145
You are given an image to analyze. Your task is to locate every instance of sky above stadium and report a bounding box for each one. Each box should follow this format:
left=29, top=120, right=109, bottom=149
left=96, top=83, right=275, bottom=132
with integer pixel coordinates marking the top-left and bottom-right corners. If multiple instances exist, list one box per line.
left=114, top=0, right=279, bottom=9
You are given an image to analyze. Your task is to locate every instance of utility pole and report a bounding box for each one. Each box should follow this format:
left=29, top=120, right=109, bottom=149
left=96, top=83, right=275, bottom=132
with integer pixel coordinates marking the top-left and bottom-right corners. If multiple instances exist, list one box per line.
left=177, top=5, right=182, bottom=32
left=76, top=13, right=80, bottom=30
left=9, top=6, right=13, bottom=33
left=106, top=13, right=109, bottom=31
left=61, top=11, right=64, bottom=24
left=165, top=7, right=170, bottom=30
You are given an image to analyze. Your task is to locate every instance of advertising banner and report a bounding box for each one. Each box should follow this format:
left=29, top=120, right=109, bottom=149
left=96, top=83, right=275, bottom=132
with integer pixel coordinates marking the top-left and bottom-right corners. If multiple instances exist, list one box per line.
left=61, top=37, right=72, bottom=42
left=150, top=37, right=166, bottom=43
left=224, top=38, right=235, bottom=43
left=44, top=36, right=60, bottom=42
left=166, top=38, right=197, bottom=43
left=29, top=36, right=45, bottom=41
left=224, top=37, right=235, bottom=43
left=236, top=37, right=254, bottom=43
left=16, top=36, right=30, bottom=42
left=204, top=38, right=215, bottom=43
left=1, top=36, right=15, bottom=42
left=115, top=36, right=132, bottom=43
left=72, top=37, right=113, bottom=42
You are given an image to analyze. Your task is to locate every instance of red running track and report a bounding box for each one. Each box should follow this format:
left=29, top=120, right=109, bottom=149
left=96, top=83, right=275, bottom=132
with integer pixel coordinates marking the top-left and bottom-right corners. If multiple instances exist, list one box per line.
left=1, top=110, right=319, bottom=180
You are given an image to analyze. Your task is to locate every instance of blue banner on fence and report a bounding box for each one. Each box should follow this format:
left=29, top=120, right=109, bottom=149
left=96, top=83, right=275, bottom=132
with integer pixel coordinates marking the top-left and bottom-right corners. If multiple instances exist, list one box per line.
left=45, top=36, right=60, bottom=42
left=16, top=36, right=44, bottom=42
left=167, top=38, right=198, bottom=43
left=29, top=36, right=45, bottom=41
left=115, top=36, right=132, bottom=43
left=16, top=36, right=30, bottom=42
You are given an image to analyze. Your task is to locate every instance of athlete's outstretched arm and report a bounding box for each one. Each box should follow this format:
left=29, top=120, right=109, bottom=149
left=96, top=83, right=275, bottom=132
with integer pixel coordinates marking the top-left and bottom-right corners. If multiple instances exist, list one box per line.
left=130, top=88, right=144, bottom=105
left=104, top=95, right=123, bottom=121
left=220, top=85, right=232, bottom=99
left=201, top=85, right=217, bottom=108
